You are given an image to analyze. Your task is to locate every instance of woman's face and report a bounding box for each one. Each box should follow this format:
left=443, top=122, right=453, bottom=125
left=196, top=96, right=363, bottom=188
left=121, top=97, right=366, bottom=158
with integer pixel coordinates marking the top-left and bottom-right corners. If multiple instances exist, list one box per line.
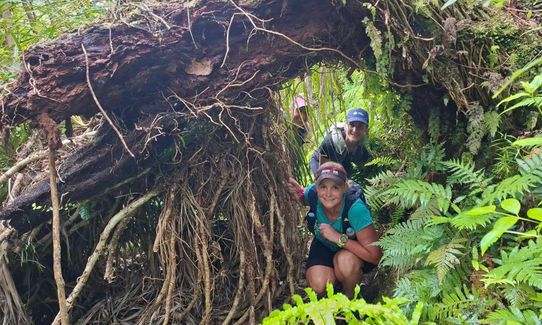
left=316, top=179, right=346, bottom=210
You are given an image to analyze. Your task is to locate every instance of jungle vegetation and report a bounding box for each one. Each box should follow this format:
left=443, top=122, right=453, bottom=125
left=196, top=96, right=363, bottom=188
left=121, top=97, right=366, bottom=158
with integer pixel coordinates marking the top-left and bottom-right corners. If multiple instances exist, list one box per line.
left=0, top=0, right=542, bottom=324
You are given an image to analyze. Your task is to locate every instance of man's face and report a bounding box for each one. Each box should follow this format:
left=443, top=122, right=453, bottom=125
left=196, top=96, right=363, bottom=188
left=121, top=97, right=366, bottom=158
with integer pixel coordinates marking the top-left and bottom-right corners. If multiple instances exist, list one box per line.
left=345, top=121, right=367, bottom=144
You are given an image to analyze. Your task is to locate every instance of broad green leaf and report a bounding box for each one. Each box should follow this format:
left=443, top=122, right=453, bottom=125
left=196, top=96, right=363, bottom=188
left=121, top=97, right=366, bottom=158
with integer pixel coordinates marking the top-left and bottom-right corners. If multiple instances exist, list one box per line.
left=496, top=92, right=529, bottom=107
left=441, top=0, right=458, bottom=10
left=527, top=208, right=542, bottom=221
left=465, top=205, right=496, bottom=216
left=429, top=216, right=450, bottom=225
left=512, top=137, right=542, bottom=147
left=501, top=198, right=520, bottom=215
left=472, top=259, right=480, bottom=271
left=292, top=294, right=304, bottom=306
left=480, top=216, right=518, bottom=254
left=411, top=302, right=423, bottom=323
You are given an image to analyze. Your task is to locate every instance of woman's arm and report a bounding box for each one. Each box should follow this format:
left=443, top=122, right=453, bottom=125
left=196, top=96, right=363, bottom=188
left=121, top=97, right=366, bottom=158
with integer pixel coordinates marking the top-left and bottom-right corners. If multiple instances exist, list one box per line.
left=346, top=225, right=381, bottom=265
left=318, top=224, right=382, bottom=265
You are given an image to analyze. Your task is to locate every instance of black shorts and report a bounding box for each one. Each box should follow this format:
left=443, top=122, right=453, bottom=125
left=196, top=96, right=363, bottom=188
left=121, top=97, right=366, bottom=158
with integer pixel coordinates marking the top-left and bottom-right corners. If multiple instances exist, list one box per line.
left=306, top=238, right=377, bottom=274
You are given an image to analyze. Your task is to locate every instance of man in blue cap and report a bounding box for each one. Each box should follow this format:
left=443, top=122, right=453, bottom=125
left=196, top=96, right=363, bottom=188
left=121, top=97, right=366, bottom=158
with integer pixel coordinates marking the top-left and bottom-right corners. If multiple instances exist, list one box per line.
left=309, top=108, right=372, bottom=177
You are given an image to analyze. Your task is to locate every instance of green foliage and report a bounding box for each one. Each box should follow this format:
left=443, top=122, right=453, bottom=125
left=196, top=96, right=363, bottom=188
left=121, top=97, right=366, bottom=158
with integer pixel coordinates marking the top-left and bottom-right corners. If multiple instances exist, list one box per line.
left=442, top=158, right=486, bottom=187
left=498, top=74, right=542, bottom=116
left=426, top=286, right=487, bottom=323
left=261, top=285, right=422, bottom=325
left=382, top=179, right=452, bottom=212
left=0, top=0, right=110, bottom=83
left=483, top=239, right=542, bottom=290
left=482, top=307, right=542, bottom=325
left=378, top=218, right=443, bottom=269
left=425, top=238, right=466, bottom=283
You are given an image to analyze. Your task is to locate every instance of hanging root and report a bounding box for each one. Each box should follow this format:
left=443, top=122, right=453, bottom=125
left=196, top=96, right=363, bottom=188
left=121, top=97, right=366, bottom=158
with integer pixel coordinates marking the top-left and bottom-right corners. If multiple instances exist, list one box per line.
left=52, top=189, right=160, bottom=325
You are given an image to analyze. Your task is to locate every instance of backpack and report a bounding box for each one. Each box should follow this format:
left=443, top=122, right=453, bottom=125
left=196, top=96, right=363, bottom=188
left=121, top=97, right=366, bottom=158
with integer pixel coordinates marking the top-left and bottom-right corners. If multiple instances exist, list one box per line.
left=305, top=181, right=367, bottom=238
left=328, top=122, right=347, bottom=155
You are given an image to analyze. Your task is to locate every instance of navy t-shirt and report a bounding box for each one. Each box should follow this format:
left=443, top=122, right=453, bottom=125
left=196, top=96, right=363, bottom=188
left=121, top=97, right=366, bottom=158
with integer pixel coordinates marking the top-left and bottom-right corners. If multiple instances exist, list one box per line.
left=311, top=130, right=371, bottom=176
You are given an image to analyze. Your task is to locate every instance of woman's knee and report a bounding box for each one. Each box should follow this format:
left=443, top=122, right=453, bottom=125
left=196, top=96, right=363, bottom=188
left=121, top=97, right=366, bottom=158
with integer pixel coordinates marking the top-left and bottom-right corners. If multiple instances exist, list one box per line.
left=306, top=267, right=335, bottom=294
left=333, top=250, right=362, bottom=277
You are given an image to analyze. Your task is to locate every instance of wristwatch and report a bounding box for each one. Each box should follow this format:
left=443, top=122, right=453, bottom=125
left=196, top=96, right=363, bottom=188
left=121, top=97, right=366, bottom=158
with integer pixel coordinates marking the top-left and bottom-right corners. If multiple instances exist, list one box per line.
left=336, top=234, right=348, bottom=248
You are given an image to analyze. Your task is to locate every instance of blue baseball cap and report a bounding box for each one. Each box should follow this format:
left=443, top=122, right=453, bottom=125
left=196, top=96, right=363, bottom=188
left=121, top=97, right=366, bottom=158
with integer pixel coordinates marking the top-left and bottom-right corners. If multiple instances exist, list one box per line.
left=347, top=108, right=369, bottom=126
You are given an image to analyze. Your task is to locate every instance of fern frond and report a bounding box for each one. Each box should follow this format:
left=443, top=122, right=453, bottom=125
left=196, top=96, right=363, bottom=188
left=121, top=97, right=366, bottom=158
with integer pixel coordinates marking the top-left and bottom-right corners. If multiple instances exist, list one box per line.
left=482, top=307, right=541, bottom=325
left=483, top=239, right=542, bottom=290
left=425, top=239, right=466, bottom=283
left=366, top=170, right=400, bottom=188
left=501, top=284, right=532, bottom=307
left=449, top=211, right=498, bottom=230
left=364, top=185, right=386, bottom=210
left=518, top=151, right=542, bottom=176
left=390, top=207, right=406, bottom=225
left=482, top=174, right=535, bottom=204
left=442, top=158, right=486, bottom=186
left=410, top=199, right=443, bottom=219
left=382, top=179, right=452, bottom=211
left=365, top=156, right=401, bottom=168
left=393, top=269, right=440, bottom=302
left=483, top=111, right=501, bottom=138
left=427, top=285, right=480, bottom=321
left=440, top=262, right=473, bottom=295
left=365, top=170, right=401, bottom=209
left=378, top=218, right=444, bottom=269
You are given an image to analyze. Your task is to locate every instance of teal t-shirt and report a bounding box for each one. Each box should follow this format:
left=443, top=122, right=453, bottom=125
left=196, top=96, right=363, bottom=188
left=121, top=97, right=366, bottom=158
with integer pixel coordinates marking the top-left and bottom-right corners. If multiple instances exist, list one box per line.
left=304, top=183, right=373, bottom=251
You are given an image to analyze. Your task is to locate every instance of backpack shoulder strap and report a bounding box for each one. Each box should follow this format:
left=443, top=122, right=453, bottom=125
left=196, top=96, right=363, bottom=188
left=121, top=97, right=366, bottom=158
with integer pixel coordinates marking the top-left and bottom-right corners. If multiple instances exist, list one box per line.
left=341, top=181, right=367, bottom=234
left=307, top=187, right=318, bottom=213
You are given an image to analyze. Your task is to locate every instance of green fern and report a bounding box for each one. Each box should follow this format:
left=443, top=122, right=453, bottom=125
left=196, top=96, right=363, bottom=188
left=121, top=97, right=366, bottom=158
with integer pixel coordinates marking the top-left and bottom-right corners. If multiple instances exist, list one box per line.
left=449, top=210, right=498, bottom=230
left=382, top=179, right=452, bottom=212
left=365, top=156, right=401, bottom=168
left=501, top=284, right=534, bottom=307
left=366, top=170, right=401, bottom=188
left=427, top=285, right=484, bottom=322
left=483, top=111, right=501, bottom=138
left=390, top=207, right=406, bottom=225
left=482, top=174, right=536, bottom=204
left=466, top=102, right=485, bottom=155
left=483, top=239, right=542, bottom=290
left=410, top=200, right=443, bottom=220
left=442, top=158, right=486, bottom=186
left=425, top=238, right=466, bottom=283
left=482, top=307, right=542, bottom=325
left=365, top=170, right=401, bottom=209
left=393, top=269, right=440, bottom=317
left=518, top=151, right=542, bottom=175
left=378, top=218, right=444, bottom=269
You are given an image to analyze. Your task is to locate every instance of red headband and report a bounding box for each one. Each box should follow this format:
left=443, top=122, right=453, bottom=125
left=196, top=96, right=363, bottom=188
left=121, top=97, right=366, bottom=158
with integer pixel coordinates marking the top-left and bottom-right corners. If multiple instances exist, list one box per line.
left=316, top=166, right=347, bottom=183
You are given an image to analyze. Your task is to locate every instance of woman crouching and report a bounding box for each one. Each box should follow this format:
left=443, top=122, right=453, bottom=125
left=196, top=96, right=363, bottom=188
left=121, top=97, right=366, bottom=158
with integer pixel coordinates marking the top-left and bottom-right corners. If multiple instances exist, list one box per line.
left=288, top=162, right=381, bottom=298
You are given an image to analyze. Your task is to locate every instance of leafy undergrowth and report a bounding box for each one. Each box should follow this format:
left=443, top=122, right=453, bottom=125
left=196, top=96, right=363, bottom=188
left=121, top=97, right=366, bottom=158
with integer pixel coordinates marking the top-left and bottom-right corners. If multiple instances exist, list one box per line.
left=261, top=285, right=422, bottom=325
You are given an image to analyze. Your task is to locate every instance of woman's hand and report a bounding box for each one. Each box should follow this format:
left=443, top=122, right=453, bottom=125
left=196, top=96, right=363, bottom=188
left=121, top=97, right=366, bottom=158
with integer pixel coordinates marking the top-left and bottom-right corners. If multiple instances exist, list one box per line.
left=319, top=223, right=341, bottom=244
left=287, top=177, right=305, bottom=202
